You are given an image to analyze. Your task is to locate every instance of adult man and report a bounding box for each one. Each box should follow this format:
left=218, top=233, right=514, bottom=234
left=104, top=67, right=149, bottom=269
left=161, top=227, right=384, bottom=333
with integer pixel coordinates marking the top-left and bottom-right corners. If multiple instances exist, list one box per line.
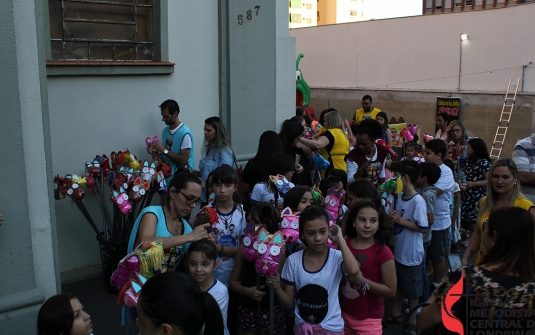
left=353, top=95, right=381, bottom=124
left=151, top=99, right=194, bottom=183
left=512, top=134, right=535, bottom=202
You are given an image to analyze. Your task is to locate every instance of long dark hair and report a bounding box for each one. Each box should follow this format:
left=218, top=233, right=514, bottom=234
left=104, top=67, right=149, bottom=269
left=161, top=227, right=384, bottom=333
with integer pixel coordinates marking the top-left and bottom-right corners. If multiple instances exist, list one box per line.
left=279, top=120, right=304, bottom=155
left=248, top=201, right=279, bottom=234
left=249, top=131, right=283, bottom=182
left=37, top=293, right=77, bottom=335
left=467, top=137, right=491, bottom=162
left=283, top=186, right=311, bottom=212
left=344, top=200, right=390, bottom=247
left=480, top=207, right=535, bottom=282
left=139, top=272, right=224, bottom=335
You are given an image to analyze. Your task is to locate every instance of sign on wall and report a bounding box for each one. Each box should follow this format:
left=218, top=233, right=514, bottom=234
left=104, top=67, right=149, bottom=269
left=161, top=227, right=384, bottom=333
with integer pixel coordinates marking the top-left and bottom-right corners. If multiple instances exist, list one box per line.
left=436, top=96, right=461, bottom=121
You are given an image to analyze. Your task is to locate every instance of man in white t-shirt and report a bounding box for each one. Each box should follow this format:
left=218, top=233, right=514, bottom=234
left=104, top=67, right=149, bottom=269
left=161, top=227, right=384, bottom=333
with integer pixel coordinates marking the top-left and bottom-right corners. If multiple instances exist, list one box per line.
left=424, top=139, right=454, bottom=293
left=151, top=99, right=194, bottom=184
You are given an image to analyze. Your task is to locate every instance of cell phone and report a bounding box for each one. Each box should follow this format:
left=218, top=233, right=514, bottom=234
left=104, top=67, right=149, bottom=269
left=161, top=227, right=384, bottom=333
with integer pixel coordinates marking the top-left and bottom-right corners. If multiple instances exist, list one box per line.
left=448, top=253, right=462, bottom=272
left=295, top=154, right=300, bottom=165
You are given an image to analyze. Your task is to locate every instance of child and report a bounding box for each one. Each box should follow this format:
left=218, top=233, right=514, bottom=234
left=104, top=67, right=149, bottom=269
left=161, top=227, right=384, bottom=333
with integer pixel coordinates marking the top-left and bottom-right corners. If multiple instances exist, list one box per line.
left=283, top=186, right=314, bottom=212
left=443, top=159, right=461, bottom=258
left=415, top=163, right=441, bottom=304
left=251, top=153, right=296, bottom=209
left=188, top=239, right=230, bottom=335
left=459, top=138, right=491, bottom=248
left=229, top=202, right=285, bottom=335
left=346, top=179, right=382, bottom=208
left=329, top=168, right=348, bottom=192
left=375, top=111, right=393, bottom=146
left=423, top=139, right=454, bottom=292
left=401, top=142, right=418, bottom=161
left=206, top=164, right=247, bottom=287
left=388, top=160, right=428, bottom=335
left=267, top=206, right=360, bottom=335
left=340, top=200, right=396, bottom=335
left=38, top=294, right=93, bottom=335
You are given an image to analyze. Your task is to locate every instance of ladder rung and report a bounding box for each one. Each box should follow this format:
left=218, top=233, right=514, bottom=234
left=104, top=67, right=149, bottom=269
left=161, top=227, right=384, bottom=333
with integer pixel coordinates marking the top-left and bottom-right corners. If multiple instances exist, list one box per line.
left=494, top=141, right=503, bottom=144
left=504, top=104, right=514, bottom=107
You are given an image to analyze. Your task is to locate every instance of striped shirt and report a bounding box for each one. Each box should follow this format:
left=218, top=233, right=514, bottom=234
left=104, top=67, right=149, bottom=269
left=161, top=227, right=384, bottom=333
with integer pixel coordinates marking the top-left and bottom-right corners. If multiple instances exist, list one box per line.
left=512, top=135, right=535, bottom=203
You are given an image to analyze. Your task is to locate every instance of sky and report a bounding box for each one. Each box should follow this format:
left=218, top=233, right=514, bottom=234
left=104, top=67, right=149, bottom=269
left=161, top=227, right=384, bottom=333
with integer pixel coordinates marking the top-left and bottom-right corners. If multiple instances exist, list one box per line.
left=369, top=0, right=422, bottom=20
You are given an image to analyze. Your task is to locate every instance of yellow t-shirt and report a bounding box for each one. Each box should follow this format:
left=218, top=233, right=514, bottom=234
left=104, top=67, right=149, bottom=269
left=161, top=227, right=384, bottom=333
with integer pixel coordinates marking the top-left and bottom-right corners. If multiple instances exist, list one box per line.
left=475, top=196, right=534, bottom=264
left=354, top=107, right=381, bottom=124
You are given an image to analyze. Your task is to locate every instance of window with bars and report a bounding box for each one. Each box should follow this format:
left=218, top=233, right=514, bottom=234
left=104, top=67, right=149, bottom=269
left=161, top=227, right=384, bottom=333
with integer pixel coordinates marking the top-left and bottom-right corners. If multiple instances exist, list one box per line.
left=48, top=0, right=154, bottom=61
left=350, top=10, right=358, bottom=16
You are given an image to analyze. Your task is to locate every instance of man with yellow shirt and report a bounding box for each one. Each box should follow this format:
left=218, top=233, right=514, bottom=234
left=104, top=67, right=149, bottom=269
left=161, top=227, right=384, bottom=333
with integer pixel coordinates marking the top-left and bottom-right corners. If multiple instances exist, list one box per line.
left=353, top=95, right=381, bottom=124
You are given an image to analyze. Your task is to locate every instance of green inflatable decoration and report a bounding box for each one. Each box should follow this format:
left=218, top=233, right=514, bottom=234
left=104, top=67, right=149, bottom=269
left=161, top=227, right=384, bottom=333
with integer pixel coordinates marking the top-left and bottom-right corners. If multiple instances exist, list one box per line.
left=296, top=53, right=311, bottom=107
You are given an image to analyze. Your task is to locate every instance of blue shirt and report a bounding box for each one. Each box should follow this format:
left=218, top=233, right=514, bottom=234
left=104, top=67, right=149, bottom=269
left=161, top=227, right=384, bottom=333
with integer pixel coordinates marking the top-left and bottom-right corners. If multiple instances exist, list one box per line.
left=199, top=145, right=234, bottom=202
left=161, top=123, right=194, bottom=184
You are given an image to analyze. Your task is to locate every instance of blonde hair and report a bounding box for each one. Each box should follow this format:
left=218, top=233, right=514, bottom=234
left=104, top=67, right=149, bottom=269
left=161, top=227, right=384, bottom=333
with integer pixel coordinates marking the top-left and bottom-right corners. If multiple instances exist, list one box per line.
left=446, top=120, right=471, bottom=144
left=477, top=158, right=527, bottom=223
left=324, top=111, right=343, bottom=130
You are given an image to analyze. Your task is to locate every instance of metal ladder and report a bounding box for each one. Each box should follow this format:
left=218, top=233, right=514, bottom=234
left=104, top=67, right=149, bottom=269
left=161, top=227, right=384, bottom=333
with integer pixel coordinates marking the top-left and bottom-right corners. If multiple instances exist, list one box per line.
left=489, top=78, right=520, bottom=160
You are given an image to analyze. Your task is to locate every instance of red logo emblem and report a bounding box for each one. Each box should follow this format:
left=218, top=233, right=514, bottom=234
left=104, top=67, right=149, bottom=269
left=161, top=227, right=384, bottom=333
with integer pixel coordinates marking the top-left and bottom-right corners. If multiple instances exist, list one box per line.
left=441, top=269, right=464, bottom=335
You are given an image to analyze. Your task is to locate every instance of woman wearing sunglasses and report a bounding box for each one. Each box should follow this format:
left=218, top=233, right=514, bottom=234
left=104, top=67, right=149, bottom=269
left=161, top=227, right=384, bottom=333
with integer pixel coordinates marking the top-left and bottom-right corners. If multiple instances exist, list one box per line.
left=127, top=171, right=210, bottom=272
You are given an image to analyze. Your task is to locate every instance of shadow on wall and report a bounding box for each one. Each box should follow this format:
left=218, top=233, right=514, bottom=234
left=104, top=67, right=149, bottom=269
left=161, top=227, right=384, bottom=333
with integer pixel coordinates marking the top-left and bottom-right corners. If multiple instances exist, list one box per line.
left=310, top=88, right=535, bottom=158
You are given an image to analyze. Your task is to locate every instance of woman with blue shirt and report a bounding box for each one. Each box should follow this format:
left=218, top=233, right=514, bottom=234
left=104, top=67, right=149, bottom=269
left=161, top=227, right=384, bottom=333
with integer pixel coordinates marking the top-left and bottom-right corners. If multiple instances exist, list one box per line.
left=199, top=117, right=235, bottom=205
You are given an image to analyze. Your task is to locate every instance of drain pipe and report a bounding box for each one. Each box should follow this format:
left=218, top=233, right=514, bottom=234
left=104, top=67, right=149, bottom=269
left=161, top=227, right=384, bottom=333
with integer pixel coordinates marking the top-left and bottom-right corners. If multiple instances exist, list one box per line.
left=522, top=61, right=532, bottom=93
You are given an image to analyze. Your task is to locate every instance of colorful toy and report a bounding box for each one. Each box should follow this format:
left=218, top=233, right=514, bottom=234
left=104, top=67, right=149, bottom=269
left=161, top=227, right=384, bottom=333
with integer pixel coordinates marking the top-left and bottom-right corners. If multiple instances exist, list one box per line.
left=145, top=136, right=160, bottom=155
left=324, top=187, right=344, bottom=224
left=62, top=175, right=85, bottom=200
left=112, top=187, right=132, bottom=214
left=254, top=228, right=284, bottom=277
left=242, top=221, right=266, bottom=262
left=310, top=186, right=324, bottom=207
left=140, top=161, right=156, bottom=182
left=153, top=171, right=167, bottom=195
left=267, top=175, right=292, bottom=198
left=311, top=152, right=330, bottom=170
left=296, top=53, right=311, bottom=107
left=379, top=176, right=403, bottom=195
left=376, top=139, right=398, bottom=159
left=400, top=128, right=414, bottom=142
left=85, top=161, right=101, bottom=177
left=279, top=207, right=300, bottom=244
left=54, top=174, right=66, bottom=200
left=326, top=212, right=338, bottom=249
left=407, top=124, right=418, bottom=135
left=118, top=273, right=147, bottom=308
left=129, top=177, right=150, bottom=203
left=423, top=134, right=434, bottom=142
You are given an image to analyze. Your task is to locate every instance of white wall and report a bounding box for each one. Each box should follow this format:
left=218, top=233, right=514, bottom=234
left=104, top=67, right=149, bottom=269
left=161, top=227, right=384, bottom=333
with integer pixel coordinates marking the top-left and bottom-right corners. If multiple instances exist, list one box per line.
left=48, top=1, right=219, bottom=273
left=290, top=3, right=535, bottom=92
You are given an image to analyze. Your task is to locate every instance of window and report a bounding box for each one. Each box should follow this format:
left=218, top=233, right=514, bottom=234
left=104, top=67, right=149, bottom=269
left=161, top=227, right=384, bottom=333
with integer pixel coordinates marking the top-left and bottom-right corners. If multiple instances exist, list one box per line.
left=306, top=18, right=312, bottom=24
left=48, top=0, right=155, bottom=61
left=350, top=10, right=358, bottom=16
left=306, top=3, right=312, bottom=9
left=290, top=0, right=302, bottom=8
left=290, top=13, right=302, bottom=22
left=361, top=11, right=364, bottom=17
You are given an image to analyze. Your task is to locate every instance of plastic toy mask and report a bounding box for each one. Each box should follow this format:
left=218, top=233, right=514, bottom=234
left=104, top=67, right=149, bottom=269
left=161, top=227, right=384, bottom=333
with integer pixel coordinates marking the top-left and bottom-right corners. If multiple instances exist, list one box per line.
left=279, top=207, right=300, bottom=245
left=53, top=174, right=65, bottom=200
left=118, top=273, right=147, bottom=308
left=146, top=136, right=159, bottom=154
left=154, top=171, right=167, bottom=195
left=113, top=187, right=132, bottom=214
left=242, top=221, right=266, bottom=262
left=254, top=228, right=284, bottom=276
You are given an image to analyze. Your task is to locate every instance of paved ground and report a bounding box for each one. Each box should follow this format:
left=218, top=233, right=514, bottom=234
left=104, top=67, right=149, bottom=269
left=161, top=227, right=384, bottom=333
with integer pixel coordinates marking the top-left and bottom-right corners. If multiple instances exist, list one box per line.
left=63, top=247, right=470, bottom=335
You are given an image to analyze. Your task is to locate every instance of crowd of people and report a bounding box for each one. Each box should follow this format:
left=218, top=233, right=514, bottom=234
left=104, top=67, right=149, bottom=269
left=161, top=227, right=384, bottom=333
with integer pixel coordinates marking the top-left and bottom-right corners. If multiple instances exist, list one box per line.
left=37, top=97, right=535, bottom=335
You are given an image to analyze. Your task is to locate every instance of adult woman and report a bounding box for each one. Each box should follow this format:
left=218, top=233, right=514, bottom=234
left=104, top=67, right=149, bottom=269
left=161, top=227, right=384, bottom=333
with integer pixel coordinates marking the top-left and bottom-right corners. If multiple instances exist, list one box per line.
left=127, top=171, right=209, bottom=271
left=279, top=120, right=310, bottom=186
left=462, top=158, right=535, bottom=267
left=137, top=271, right=224, bottom=335
left=434, top=113, right=450, bottom=141
left=38, top=293, right=93, bottom=335
left=420, top=207, right=535, bottom=333
left=241, top=131, right=283, bottom=194
left=299, top=110, right=350, bottom=177
left=347, top=119, right=389, bottom=188
left=199, top=117, right=235, bottom=204
left=446, top=120, right=472, bottom=166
